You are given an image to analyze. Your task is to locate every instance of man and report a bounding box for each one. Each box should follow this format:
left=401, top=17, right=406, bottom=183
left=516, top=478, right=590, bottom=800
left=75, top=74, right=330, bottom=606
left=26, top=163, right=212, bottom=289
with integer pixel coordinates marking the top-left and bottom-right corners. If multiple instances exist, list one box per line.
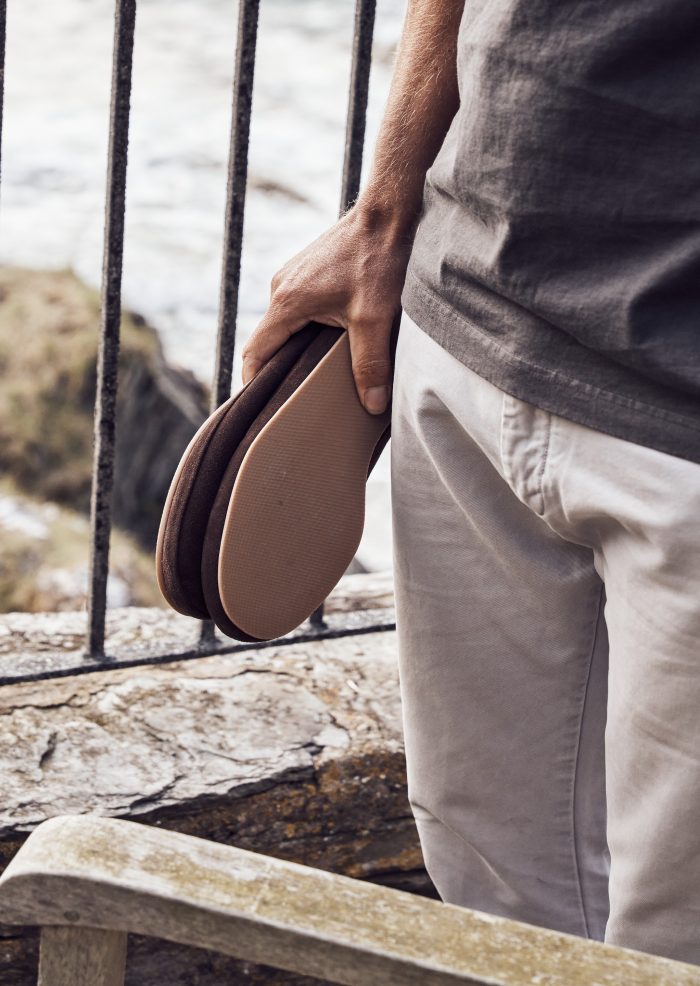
left=242, top=0, right=700, bottom=964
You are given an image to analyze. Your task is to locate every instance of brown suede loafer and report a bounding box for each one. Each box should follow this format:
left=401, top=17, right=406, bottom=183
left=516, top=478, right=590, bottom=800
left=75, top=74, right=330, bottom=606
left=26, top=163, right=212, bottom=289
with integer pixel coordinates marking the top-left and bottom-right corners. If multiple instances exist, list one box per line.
left=156, top=322, right=391, bottom=641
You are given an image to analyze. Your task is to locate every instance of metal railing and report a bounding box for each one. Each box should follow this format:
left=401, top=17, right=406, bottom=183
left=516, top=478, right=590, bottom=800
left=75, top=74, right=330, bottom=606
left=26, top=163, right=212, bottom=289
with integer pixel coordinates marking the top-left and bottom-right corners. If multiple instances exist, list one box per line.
left=86, top=0, right=137, bottom=659
left=0, top=0, right=384, bottom=665
left=0, top=1, right=5, bottom=188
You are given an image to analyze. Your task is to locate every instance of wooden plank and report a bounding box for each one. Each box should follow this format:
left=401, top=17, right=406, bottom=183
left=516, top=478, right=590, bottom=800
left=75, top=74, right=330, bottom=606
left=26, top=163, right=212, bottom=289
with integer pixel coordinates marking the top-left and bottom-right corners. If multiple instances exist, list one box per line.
left=2, top=816, right=699, bottom=986
left=38, top=926, right=126, bottom=986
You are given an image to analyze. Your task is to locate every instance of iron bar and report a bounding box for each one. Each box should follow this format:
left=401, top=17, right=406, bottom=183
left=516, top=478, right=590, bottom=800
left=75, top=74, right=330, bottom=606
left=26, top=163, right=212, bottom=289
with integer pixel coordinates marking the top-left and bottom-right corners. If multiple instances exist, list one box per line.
left=311, top=0, right=377, bottom=629
left=212, top=0, right=260, bottom=411
left=0, top=0, right=6, bottom=192
left=1, top=617, right=396, bottom=688
left=85, top=0, right=137, bottom=659
left=201, top=0, right=260, bottom=648
left=339, top=0, right=376, bottom=215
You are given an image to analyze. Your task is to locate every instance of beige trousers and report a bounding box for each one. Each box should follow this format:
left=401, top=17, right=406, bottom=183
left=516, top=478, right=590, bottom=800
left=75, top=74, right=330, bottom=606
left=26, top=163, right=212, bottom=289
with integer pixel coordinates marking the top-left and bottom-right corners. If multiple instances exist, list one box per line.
left=390, top=313, right=700, bottom=964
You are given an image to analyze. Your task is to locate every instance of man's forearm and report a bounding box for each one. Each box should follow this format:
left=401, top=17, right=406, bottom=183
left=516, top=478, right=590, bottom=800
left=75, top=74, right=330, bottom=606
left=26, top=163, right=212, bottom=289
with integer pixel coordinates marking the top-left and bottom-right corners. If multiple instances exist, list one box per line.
left=357, top=0, right=464, bottom=234
left=242, top=1, right=464, bottom=412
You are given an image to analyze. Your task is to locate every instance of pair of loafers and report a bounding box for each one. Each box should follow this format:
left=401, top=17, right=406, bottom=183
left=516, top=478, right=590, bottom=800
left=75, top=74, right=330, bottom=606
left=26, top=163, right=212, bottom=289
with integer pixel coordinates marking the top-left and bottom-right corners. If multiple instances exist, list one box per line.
left=156, top=322, right=392, bottom=642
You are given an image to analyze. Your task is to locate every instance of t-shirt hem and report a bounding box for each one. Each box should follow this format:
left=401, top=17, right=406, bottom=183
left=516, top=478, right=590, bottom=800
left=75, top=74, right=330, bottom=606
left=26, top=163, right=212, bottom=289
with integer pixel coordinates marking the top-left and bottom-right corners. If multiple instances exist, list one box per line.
left=401, top=272, right=700, bottom=466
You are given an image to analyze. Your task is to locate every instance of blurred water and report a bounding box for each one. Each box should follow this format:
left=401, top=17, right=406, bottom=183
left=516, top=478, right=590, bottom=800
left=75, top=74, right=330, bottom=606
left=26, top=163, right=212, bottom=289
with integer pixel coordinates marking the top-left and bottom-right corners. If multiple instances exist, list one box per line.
left=1, top=0, right=406, bottom=571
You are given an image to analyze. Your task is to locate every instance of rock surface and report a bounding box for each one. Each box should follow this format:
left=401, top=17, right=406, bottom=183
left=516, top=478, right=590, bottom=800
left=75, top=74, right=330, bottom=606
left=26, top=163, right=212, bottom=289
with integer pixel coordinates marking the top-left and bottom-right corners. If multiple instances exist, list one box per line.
left=0, top=573, right=433, bottom=985
left=0, top=266, right=208, bottom=549
left=0, top=570, right=396, bottom=682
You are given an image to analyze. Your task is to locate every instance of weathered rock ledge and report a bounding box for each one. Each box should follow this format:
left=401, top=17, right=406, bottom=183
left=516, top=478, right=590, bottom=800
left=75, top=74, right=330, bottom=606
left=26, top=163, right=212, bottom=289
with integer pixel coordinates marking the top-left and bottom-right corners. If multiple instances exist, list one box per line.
left=0, top=573, right=432, bottom=985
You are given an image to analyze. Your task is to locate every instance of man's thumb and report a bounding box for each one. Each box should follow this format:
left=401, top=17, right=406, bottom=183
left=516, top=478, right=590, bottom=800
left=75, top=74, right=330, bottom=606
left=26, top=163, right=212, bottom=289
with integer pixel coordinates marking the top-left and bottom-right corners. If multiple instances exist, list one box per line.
left=348, top=325, right=393, bottom=415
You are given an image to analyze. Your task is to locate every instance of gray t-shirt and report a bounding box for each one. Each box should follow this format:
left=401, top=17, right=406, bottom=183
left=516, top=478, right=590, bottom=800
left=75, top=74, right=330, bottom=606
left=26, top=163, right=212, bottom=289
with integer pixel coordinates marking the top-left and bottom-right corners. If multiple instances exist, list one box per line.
left=402, top=0, right=700, bottom=463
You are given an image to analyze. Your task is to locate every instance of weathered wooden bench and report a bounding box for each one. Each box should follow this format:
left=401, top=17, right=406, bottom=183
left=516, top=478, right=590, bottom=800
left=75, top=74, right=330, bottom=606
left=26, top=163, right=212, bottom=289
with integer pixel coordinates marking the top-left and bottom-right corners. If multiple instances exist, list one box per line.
left=1, top=815, right=698, bottom=986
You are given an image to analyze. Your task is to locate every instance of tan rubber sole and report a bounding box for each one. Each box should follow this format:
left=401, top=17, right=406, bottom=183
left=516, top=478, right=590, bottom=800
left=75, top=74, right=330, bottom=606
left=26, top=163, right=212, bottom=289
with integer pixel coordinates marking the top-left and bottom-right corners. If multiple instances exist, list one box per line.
left=217, top=331, right=391, bottom=640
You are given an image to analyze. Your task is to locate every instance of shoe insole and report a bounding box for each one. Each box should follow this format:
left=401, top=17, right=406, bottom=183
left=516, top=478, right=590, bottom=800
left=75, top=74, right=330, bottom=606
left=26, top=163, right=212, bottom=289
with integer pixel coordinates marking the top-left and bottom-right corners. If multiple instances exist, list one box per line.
left=155, top=323, right=337, bottom=617
left=213, top=331, right=391, bottom=641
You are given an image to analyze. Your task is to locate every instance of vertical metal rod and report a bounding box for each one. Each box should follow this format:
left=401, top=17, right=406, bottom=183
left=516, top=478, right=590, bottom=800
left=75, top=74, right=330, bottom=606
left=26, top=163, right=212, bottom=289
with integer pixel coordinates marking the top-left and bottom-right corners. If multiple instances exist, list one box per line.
left=0, top=0, right=6, bottom=193
left=339, top=0, right=376, bottom=216
left=311, top=0, right=376, bottom=631
left=85, top=0, right=137, bottom=658
left=201, top=0, right=260, bottom=647
left=211, top=0, right=260, bottom=412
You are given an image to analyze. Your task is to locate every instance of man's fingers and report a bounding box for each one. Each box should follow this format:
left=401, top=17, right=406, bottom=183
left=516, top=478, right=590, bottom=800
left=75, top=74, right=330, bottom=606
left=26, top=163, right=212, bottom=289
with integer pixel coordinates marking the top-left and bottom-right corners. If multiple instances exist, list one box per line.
left=348, top=317, right=394, bottom=415
left=241, top=305, right=307, bottom=384
left=243, top=293, right=395, bottom=418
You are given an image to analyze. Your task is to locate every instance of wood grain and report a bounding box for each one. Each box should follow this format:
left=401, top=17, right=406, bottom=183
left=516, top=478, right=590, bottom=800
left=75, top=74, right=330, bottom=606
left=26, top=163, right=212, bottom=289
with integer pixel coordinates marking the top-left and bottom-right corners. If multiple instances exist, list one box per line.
left=38, top=926, right=126, bottom=986
left=2, top=815, right=699, bottom=986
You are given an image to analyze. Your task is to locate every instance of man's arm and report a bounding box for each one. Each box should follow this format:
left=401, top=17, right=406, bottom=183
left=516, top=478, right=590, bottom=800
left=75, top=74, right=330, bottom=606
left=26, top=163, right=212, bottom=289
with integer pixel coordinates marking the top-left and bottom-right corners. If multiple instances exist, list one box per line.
left=242, top=0, right=464, bottom=414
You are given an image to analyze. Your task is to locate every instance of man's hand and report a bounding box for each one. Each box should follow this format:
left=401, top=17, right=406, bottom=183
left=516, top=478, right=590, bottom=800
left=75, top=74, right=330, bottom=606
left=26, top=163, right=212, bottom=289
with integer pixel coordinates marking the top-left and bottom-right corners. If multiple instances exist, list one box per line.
left=242, top=204, right=411, bottom=414
left=241, top=0, right=464, bottom=414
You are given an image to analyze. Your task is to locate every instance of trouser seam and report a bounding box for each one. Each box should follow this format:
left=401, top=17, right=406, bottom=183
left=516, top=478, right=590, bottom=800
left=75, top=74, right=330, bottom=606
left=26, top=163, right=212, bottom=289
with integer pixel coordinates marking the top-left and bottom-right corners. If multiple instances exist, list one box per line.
left=499, top=393, right=513, bottom=487
left=570, top=580, right=605, bottom=939
left=535, top=410, right=553, bottom=516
